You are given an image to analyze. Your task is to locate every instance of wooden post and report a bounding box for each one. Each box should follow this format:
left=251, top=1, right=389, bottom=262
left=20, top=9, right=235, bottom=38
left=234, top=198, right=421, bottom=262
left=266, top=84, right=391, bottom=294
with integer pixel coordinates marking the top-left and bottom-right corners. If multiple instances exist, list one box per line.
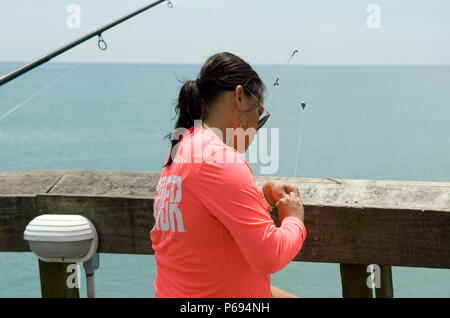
left=375, top=265, right=394, bottom=298
left=340, top=264, right=394, bottom=298
left=38, top=260, right=80, bottom=298
left=340, top=263, right=374, bottom=298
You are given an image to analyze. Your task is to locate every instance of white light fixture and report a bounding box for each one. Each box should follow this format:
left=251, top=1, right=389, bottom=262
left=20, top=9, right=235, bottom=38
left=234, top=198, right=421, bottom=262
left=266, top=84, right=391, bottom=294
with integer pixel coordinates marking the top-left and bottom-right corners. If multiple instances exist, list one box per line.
left=24, top=214, right=99, bottom=297
left=24, top=214, right=98, bottom=263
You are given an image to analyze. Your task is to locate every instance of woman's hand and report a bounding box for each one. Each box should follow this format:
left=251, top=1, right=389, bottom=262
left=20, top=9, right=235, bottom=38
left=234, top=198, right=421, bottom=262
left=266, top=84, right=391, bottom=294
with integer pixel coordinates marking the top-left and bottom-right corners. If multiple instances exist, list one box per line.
left=262, top=181, right=304, bottom=223
left=261, top=181, right=300, bottom=207
left=277, top=191, right=304, bottom=223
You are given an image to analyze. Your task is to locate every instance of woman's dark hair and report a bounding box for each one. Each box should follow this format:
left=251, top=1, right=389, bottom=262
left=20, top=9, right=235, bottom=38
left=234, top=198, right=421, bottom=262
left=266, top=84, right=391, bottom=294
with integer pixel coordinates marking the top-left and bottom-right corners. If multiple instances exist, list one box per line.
left=164, top=52, right=265, bottom=167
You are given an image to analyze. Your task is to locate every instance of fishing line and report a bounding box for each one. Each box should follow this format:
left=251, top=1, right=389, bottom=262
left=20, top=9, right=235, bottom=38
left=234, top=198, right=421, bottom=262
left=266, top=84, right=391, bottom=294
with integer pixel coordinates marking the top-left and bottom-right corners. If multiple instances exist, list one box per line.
left=294, top=102, right=306, bottom=178
left=263, top=49, right=306, bottom=178
left=293, top=57, right=307, bottom=178
left=0, top=63, right=80, bottom=121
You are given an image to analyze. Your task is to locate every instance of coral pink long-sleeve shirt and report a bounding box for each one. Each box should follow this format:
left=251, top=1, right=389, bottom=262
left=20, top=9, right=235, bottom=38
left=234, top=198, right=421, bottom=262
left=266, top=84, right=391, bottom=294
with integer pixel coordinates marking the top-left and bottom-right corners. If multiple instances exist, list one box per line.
left=150, top=126, right=306, bottom=298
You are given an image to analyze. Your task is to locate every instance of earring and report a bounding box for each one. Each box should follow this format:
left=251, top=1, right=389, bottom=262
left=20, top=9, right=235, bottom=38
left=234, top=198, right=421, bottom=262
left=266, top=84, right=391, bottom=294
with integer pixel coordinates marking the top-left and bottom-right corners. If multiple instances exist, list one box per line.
left=239, top=112, right=246, bottom=129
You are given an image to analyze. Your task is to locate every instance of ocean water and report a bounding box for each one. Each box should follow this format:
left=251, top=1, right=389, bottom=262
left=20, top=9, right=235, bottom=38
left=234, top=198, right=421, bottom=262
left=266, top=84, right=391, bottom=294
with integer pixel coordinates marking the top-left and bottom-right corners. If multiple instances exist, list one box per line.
left=0, top=62, right=449, bottom=297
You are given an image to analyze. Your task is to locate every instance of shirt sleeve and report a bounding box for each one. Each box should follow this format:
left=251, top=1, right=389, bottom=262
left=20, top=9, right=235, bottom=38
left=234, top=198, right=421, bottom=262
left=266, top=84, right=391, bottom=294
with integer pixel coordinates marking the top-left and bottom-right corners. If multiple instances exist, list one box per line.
left=194, top=148, right=306, bottom=274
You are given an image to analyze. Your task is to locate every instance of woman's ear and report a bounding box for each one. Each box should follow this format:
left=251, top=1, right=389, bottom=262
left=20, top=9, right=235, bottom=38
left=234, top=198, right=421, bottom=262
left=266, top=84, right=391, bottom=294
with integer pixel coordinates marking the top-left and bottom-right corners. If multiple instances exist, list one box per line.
left=233, top=85, right=245, bottom=111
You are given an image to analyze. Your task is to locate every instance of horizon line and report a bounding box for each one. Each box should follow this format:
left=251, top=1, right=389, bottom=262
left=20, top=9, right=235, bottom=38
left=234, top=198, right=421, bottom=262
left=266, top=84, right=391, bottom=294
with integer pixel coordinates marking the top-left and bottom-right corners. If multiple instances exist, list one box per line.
left=1, top=60, right=449, bottom=67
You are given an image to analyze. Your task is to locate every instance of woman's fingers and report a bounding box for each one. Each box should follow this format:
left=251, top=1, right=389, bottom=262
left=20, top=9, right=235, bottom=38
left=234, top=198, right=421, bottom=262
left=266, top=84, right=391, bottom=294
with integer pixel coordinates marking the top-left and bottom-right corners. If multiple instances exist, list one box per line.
left=284, top=184, right=300, bottom=197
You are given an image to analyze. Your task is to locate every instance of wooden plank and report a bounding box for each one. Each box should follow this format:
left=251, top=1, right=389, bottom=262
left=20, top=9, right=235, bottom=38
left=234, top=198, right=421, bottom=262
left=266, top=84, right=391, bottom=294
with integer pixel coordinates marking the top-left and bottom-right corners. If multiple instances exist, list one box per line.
left=38, top=260, right=79, bottom=298
left=255, top=176, right=450, bottom=212
left=2, top=170, right=450, bottom=211
left=0, top=195, right=37, bottom=252
left=0, top=170, right=64, bottom=194
left=45, top=170, right=161, bottom=198
left=291, top=205, right=450, bottom=268
left=340, top=263, right=373, bottom=298
left=35, top=194, right=155, bottom=255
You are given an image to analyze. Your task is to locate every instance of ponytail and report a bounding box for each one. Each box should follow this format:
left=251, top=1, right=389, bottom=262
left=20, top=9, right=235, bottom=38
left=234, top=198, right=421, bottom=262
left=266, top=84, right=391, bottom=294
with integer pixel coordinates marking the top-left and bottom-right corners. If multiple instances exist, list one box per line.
left=164, top=79, right=205, bottom=167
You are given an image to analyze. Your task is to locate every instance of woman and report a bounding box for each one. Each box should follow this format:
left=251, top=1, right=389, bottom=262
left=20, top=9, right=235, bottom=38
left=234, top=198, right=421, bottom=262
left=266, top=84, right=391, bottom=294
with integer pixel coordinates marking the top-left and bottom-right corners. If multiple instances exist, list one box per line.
left=151, top=52, right=306, bottom=298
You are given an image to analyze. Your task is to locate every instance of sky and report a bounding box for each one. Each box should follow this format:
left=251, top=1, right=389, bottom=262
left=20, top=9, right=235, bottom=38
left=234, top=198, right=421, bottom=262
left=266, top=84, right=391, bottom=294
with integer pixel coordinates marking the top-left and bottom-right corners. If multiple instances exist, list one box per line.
left=0, top=0, right=449, bottom=65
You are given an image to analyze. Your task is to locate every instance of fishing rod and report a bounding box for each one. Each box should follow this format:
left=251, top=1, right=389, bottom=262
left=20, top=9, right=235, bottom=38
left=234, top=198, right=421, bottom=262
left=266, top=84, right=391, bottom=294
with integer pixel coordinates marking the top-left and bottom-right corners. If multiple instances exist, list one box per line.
left=272, top=50, right=298, bottom=88
left=0, top=0, right=172, bottom=87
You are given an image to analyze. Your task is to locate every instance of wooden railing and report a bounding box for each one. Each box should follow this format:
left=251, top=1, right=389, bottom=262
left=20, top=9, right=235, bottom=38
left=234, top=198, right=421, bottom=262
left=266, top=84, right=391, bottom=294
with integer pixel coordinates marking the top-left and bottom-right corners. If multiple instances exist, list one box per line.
left=1, top=170, right=449, bottom=297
